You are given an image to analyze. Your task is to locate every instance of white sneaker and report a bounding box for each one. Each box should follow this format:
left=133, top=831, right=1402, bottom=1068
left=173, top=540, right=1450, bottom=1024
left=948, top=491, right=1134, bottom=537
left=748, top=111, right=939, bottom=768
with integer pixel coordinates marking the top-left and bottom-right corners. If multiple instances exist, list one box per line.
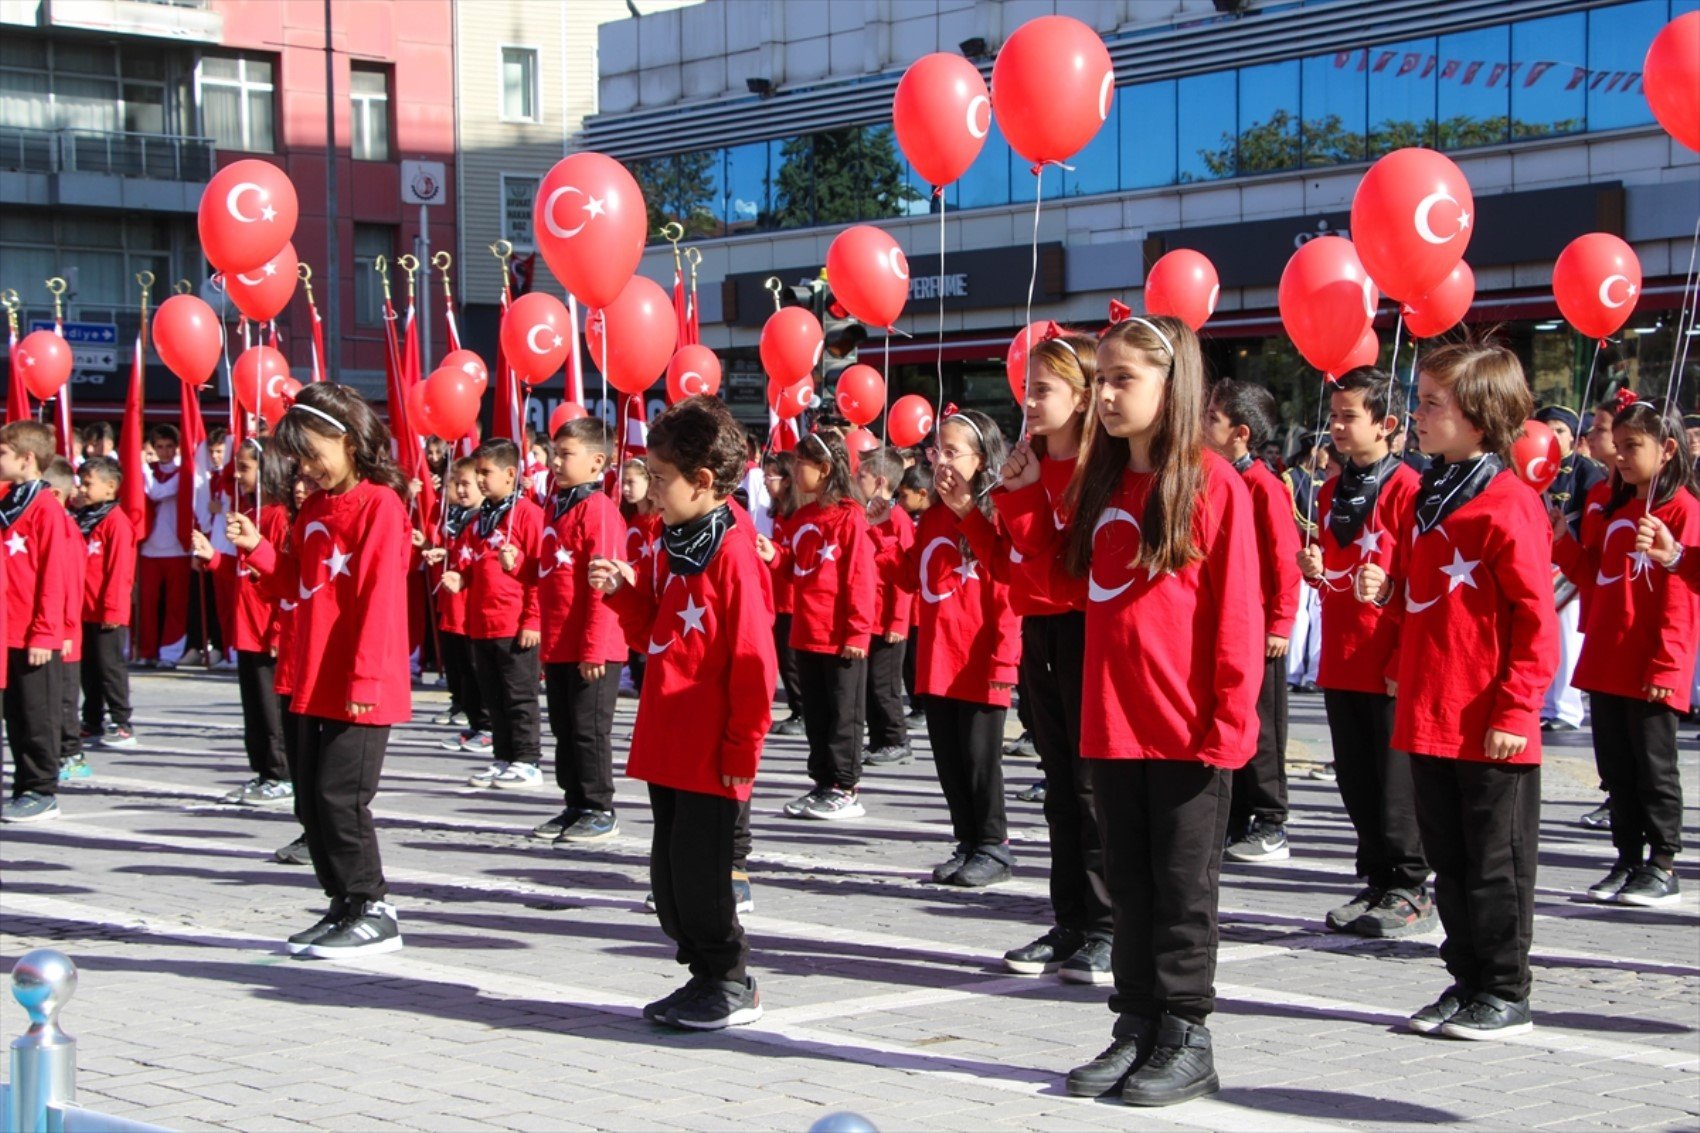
left=491, top=762, right=544, bottom=789
left=466, top=761, right=509, bottom=788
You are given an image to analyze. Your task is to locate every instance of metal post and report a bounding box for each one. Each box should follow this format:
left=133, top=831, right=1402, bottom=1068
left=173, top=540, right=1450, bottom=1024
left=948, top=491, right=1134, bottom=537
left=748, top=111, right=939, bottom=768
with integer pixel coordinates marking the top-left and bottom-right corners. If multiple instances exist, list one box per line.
left=416, top=204, right=431, bottom=367
left=7, top=950, right=77, bottom=1133
left=323, top=0, right=340, bottom=381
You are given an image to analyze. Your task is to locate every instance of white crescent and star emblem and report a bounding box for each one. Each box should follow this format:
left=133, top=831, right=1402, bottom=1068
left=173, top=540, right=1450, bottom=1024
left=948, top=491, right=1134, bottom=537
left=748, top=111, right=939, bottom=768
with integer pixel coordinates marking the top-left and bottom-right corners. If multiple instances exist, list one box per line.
left=87, top=540, right=102, bottom=557
left=537, top=529, right=561, bottom=578
left=1097, top=70, right=1114, bottom=122
left=225, top=182, right=273, bottom=224
left=884, top=247, right=910, bottom=282
left=1413, top=191, right=1469, bottom=246
left=325, top=544, right=352, bottom=579
left=1361, top=277, right=1378, bottom=321
left=1352, top=527, right=1384, bottom=558
left=1597, top=275, right=1635, bottom=310
left=542, top=185, right=589, bottom=240
left=297, top=520, right=331, bottom=599
left=1406, top=541, right=1479, bottom=613
left=966, top=94, right=991, bottom=140
left=1087, top=507, right=1141, bottom=603
left=789, top=523, right=834, bottom=577
left=918, top=536, right=960, bottom=604
left=1523, top=455, right=1551, bottom=484
left=1595, top=518, right=1654, bottom=585
left=5, top=532, right=26, bottom=556
left=679, top=370, right=708, bottom=396
left=525, top=324, right=562, bottom=356
left=1207, top=283, right=1220, bottom=317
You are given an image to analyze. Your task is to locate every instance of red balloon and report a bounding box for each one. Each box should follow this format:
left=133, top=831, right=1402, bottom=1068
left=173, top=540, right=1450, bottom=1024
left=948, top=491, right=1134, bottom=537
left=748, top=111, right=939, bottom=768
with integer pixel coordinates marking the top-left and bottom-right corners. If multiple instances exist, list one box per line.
left=826, top=226, right=910, bottom=330
left=665, top=344, right=722, bottom=403
left=152, top=294, right=224, bottom=388
left=1005, top=320, right=1050, bottom=403
left=991, top=15, right=1114, bottom=166
left=1403, top=262, right=1476, bottom=339
left=534, top=152, right=648, bottom=310
left=198, top=159, right=299, bottom=274
left=1512, top=419, right=1562, bottom=493
left=265, top=377, right=302, bottom=423
left=548, top=400, right=589, bottom=436
left=1644, top=12, right=1700, bottom=153
left=760, top=306, right=824, bottom=386
left=834, top=364, right=887, bottom=427
left=1278, top=236, right=1379, bottom=374
left=420, top=367, right=481, bottom=441
left=232, top=345, right=292, bottom=415
left=14, top=330, right=71, bottom=400
left=845, top=426, right=881, bottom=457
left=1328, top=327, right=1381, bottom=379
left=767, top=376, right=817, bottom=420
left=893, top=53, right=991, bottom=188
left=439, top=348, right=489, bottom=396
left=1144, top=249, right=1220, bottom=332
left=406, top=382, right=431, bottom=438
left=887, top=394, right=935, bottom=448
left=501, top=292, right=572, bottom=385
left=1553, top=233, right=1642, bottom=341
left=585, top=275, right=676, bottom=396
left=223, top=242, right=298, bottom=322
left=1350, top=147, right=1474, bottom=303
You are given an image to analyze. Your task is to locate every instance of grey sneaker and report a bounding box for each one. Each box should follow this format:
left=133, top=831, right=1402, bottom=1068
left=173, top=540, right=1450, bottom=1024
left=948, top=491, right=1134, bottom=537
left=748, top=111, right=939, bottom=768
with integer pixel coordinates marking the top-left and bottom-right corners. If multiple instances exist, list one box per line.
left=1350, top=886, right=1436, bottom=938
left=554, top=809, right=619, bottom=843
left=951, top=849, right=1012, bottom=888
left=1, top=791, right=60, bottom=823
left=432, top=709, right=468, bottom=726
left=273, top=835, right=310, bottom=865
left=800, top=788, right=865, bottom=821
left=665, top=976, right=762, bottom=1030
left=864, top=745, right=912, bottom=766
left=643, top=975, right=708, bottom=1023
left=1058, top=936, right=1113, bottom=985
left=1325, top=886, right=1383, bottom=932
left=224, top=776, right=263, bottom=804
left=1615, top=865, right=1680, bottom=908
left=243, top=779, right=295, bottom=806
left=1308, top=762, right=1337, bottom=782
left=466, top=761, right=509, bottom=788
left=99, top=725, right=137, bottom=749
left=531, top=808, right=581, bottom=840
left=491, top=762, right=544, bottom=790
left=1224, top=819, right=1290, bottom=863
left=783, top=788, right=827, bottom=818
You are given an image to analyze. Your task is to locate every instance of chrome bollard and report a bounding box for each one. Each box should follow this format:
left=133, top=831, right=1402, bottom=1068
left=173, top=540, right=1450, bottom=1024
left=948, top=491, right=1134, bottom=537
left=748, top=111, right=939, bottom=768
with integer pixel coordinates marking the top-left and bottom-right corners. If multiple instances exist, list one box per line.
left=7, top=949, right=78, bottom=1133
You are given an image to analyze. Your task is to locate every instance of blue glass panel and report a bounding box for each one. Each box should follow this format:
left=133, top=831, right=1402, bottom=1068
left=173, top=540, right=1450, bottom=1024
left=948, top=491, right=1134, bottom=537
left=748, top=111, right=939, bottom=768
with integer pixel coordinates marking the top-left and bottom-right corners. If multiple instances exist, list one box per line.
left=1238, top=59, right=1301, bottom=173
left=1300, top=50, right=1365, bottom=166
left=1511, top=13, right=1585, bottom=138
left=1586, top=1, right=1665, bottom=131
left=1367, top=36, right=1437, bottom=155
left=1119, top=78, right=1177, bottom=189
left=1063, top=91, right=1119, bottom=197
left=1436, top=25, right=1510, bottom=149
left=956, top=115, right=1011, bottom=209
left=1177, top=69, right=1237, bottom=181
left=768, top=135, right=813, bottom=229
left=722, top=141, right=767, bottom=235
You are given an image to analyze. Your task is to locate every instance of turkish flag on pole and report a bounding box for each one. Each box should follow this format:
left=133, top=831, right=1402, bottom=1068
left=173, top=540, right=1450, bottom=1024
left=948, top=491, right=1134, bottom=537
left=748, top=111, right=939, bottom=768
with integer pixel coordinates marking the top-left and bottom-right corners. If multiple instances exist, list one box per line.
left=5, top=319, right=30, bottom=424
left=308, top=295, right=327, bottom=382
left=177, top=380, right=207, bottom=549
left=118, top=325, right=147, bottom=531
left=490, top=291, right=522, bottom=444
left=51, top=320, right=74, bottom=461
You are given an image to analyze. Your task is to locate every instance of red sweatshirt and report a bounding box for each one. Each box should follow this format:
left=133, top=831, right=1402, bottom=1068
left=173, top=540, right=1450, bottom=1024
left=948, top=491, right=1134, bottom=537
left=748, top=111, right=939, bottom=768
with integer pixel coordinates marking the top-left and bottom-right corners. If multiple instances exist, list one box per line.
left=866, top=502, right=915, bottom=637
left=248, top=480, right=413, bottom=726
left=625, top=511, right=662, bottom=582
left=1678, top=543, right=1700, bottom=590
left=529, top=488, right=627, bottom=665
left=1241, top=458, right=1302, bottom=639
left=607, top=513, right=778, bottom=801
left=2, top=486, right=70, bottom=652
left=436, top=523, right=478, bottom=634
left=998, top=451, right=1263, bottom=766
left=768, top=498, right=877, bottom=654
left=1009, top=454, right=1086, bottom=616
left=204, top=504, right=289, bottom=653
left=768, top=512, right=797, bottom=615
left=462, top=495, right=542, bottom=640
left=57, top=510, right=82, bottom=663
left=81, top=506, right=138, bottom=627
left=881, top=504, right=1021, bottom=706
left=1556, top=489, right=1700, bottom=714
left=1570, top=478, right=1614, bottom=623
left=1385, top=472, right=1558, bottom=763
left=1308, top=460, right=1420, bottom=694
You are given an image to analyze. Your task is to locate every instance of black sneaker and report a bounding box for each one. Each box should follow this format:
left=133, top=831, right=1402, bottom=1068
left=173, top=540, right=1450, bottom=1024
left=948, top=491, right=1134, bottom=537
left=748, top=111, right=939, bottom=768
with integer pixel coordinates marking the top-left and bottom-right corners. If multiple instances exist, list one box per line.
left=1616, top=865, right=1680, bottom=908
left=643, top=975, right=707, bottom=1023
left=1439, top=992, right=1533, bottom=1040
left=1059, top=936, right=1113, bottom=985
left=305, top=900, right=402, bottom=958
left=1408, top=985, right=1472, bottom=1035
left=1224, top=819, right=1290, bottom=863
left=1579, top=802, right=1612, bottom=830
left=950, top=849, right=1012, bottom=888
left=768, top=715, right=805, bottom=737
left=555, top=809, right=619, bottom=843
left=1120, top=1015, right=1220, bottom=1107
left=273, top=835, right=310, bottom=865
left=531, top=808, right=582, bottom=840
left=1587, top=864, right=1636, bottom=902
left=864, top=745, right=913, bottom=766
left=931, top=846, right=972, bottom=884
left=1003, top=926, right=1085, bottom=975
left=286, top=897, right=349, bottom=954
left=665, top=976, right=762, bottom=1030
left=1065, top=1016, right=1156, bottom=1097
left=1325, top=886, right=1383, bottom=932
left=1350, top=886, right=1435, bottom=937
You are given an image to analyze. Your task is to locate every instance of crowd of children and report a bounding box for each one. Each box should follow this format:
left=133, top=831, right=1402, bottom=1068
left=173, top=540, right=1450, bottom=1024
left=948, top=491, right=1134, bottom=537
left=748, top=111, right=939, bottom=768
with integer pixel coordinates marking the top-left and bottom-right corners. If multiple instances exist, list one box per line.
left=2, top=318, right=1696, bottom=1104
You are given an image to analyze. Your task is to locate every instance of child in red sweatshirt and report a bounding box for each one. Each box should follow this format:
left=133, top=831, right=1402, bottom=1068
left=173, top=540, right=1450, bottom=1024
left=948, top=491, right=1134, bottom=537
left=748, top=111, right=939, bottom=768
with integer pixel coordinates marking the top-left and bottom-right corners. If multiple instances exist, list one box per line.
left=591, top=395, right=777, bottom=1031
left=1553, top=401, right=1698, bottom=908
left=762, top=452, right=806, bottom=736
left=73, top=456, right=138, bottom=753
left=0, top=420, right=72, bottom=823
left=422, top=457, right=490, bottom=755
left=1357, top=342, right=1558, bottom=1041
left=755, top=430, right=877, bottom=821
left=230, top=383, right=414, bottom=957
left=999, top=314, right=1261, bottom=1107
left=1205, top=379, right=1301, bottom=866
left=442, top=438, right=543, bottom=790
left=857, top=446, right=915, bottom=767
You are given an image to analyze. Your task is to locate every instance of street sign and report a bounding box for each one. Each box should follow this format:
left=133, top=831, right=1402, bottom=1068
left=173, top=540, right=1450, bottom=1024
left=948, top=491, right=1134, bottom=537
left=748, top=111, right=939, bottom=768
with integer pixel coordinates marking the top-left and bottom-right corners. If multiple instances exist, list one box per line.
left=402, top=160, right=446, bottom=206
left=28, top=320, right=117, bottom=346
left=71, top=348, right=117, bottom=371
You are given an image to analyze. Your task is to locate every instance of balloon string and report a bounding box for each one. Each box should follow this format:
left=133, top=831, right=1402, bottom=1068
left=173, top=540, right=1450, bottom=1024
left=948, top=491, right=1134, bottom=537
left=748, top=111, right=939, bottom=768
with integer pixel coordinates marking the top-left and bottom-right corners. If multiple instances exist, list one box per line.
left=600, top=324, right=611, bottom=564
left=936, top=189, right=946, bottom=448
left=1303, top=373, right=1329, bottom=549
left=1575, top=337, right=1604, bottom=442
left=881, top=332, right=891, bottom=448
left=1019, top=168, right=1046, bottom=445
left=1663, top=214, right=1700, bottom=410
left=1386, top=311, right=1404, bottom=413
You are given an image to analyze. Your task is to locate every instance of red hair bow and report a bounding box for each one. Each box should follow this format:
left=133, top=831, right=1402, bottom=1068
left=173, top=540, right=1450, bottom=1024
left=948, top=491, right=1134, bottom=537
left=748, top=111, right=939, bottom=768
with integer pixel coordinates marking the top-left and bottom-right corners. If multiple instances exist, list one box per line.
left=1611, top=388, right=1639, bottom=412
left=1037, top=320, right=1069, bottom=343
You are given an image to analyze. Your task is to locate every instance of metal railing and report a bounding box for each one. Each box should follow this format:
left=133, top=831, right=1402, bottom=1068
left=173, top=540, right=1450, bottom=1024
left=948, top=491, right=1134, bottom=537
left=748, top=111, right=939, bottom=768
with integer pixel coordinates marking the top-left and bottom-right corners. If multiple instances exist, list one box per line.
left=0, top=126, right=215, bottom=182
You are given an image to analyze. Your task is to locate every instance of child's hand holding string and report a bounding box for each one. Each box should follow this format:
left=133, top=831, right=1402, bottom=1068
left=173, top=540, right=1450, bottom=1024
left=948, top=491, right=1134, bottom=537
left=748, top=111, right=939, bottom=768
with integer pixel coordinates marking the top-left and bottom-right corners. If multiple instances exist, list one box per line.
left=499, top=543, right=520, bottom=573
left=754, top=534, right=776, bottom=563
left=226, top=511, right=260, bottom=552
left=1000, top=440, right=1041, bottom=492
left=421, top=547, right=447, bottom=566
left=1355, top=562, right=1389, bottom=605
left=440, top=570, right=463, bottom=594
left=1635, top=514, right=1678, bottom=567
left=588, top=557, right=634, bottom=594
left=1297, top=545, right=1323, bottom=581
left=189, top=529, right=214, bottom=562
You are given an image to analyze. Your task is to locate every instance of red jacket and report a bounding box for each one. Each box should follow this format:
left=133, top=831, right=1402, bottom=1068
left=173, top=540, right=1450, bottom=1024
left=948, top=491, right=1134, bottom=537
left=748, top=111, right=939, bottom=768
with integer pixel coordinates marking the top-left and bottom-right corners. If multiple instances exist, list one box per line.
left=436, top=523, right=477, bottom=634
left=249, top=480, right=413, bottom=725
left=1241, top=458, right=1302, bottom=639
left=462, top=495, right=542, bottom=640
left=529, top=487, right=627, bottom=665
left=205, top=504, right=289, bottom=653
left=1308, top=460, right=1420, bottom=694
left=768, top=512, right=797, bottom=615
left=608, top=512, right=778, bottom=801
left=1557, top=489, right=1700, bottom=713
left=997, top=451, right=1263, bottom=767
left=80, top=506, right=137, bottom=627
left=1385, top=472, right=1558, bottom=762
left=1569, top=478, right=1615, bottom=622
left=2, top=486, right=70, bottom=652
left=58, top=510, right=82, bottom=663
left=769, top=498, right=877, bottom=654
left=1008, top=454, right=1086, bottom=617
left=1678, top=542, right=1700, bottom=590
left=881, top=504, right=1021, bottom=706
left=625, top=511, right=662, bottom=577
left=866, top=502, right=915, bottom=638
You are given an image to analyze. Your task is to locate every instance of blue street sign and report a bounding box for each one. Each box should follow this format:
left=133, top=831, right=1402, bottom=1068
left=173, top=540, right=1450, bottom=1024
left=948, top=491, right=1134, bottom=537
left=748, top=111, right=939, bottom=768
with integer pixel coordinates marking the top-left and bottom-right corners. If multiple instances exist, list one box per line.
left=27, top=320, right=117, bottom=345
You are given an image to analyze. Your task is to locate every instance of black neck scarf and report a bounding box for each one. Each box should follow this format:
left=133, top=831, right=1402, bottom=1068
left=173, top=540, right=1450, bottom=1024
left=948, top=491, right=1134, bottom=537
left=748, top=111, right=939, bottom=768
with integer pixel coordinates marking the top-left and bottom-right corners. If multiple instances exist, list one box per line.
left=476, top=490, right=518, bottom=538
left=1414, top=454, right=1503, bottom=535
left=75, top=500, right=118, bottom=538
left=443, top=502, right=474, bottom=539
left=1328, top=453, right=1399, bottom=546
left=662, top=503, right=733, bottom=577
left=1231, top=453, right=1255, bottom=474
left=0, top=481, right=43, bottom=530
left=550, top=481, right=598, bottom=524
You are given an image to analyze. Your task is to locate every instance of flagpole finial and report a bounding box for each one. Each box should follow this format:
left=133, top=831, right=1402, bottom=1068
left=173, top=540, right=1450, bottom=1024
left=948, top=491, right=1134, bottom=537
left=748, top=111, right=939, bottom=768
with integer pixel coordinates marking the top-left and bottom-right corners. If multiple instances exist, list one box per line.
left=432, top=250, right=454, bottom=303
left=397, top=253, right=420, bottom=302
left=490, top=240, right=513, bottom=304
left=297, top=261, right=316, bottom=306
left=174, top=279, right=192, bottom=295
left=135, top=271, right=154, bottom=321
left=765, top=276, right=784, bottom=313
left=1, top=289, right=18, bottom=340
left=374, top=254, right=393, bottom=303
left=46, top=276, right=67, bottom=322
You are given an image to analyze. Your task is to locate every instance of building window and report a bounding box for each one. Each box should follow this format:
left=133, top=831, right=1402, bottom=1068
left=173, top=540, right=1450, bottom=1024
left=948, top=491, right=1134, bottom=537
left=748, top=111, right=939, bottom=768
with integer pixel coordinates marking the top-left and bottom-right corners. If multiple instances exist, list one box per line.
left=352, top=224, right=393, bottom=328
left=1, top=209, right=173, bottom=315
left=501, top=47, right=539, bottom=122
left=350, top=64, right=390, bottom=162
left=501, top=174, right=539, bottom=248
left=198, top=53, right=275, bottom=152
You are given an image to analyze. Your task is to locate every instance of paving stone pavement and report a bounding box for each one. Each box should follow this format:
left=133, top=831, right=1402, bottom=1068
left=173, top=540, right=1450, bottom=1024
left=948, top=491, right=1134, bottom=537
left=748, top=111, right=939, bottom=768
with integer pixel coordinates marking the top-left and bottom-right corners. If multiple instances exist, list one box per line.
left=2, top=669, right=1697, bottom=1132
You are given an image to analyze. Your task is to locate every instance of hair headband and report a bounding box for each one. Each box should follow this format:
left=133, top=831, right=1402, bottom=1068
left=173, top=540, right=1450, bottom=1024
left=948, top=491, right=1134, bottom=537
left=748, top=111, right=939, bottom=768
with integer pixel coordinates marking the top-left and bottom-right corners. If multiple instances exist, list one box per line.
left=802, top=432, right=831, bottom=460
left=1035, top=321, right=1080, bottom=363
left=940, top=404, right=986, bottom=450
left=1103, top=300, right=1174, bottom=356
left=289, top=403, right=348, bottom=434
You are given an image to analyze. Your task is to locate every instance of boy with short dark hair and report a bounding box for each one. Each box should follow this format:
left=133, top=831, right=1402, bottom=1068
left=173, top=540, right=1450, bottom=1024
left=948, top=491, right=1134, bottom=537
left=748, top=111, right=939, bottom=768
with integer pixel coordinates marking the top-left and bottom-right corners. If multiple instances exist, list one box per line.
left=857, top=446, right=915, bottom=766
left=1206, top=380, right=1301, bottom=863
left=0, top=421, right=73, bottom=822
left=423, top=457, right=490, bottom=752
left=74, top=457, right=137, bottom=750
